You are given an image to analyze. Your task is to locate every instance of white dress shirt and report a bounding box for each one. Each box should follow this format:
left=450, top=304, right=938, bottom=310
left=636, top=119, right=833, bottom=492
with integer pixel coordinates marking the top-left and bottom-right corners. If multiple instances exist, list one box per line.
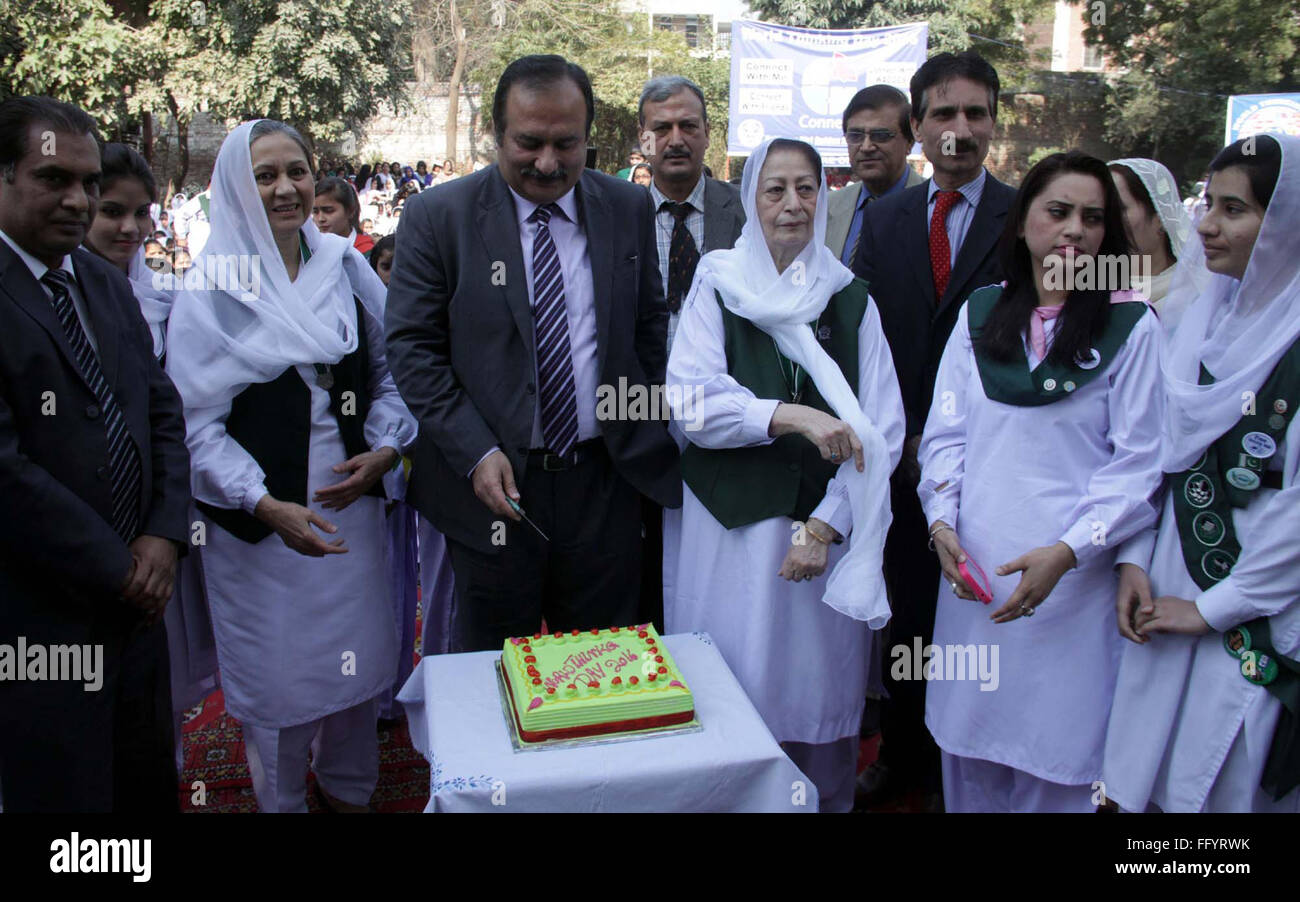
left=0, top=228, right=100, bottom=355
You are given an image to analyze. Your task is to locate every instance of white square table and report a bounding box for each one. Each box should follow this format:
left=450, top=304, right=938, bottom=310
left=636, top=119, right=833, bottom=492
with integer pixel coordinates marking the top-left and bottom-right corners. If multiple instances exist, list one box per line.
left=397, top=631, right=817, bottom=812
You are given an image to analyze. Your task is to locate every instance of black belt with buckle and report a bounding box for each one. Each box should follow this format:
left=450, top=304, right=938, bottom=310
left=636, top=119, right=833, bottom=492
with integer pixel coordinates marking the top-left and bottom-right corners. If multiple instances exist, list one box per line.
left=529, top=439, right=600, bottom=472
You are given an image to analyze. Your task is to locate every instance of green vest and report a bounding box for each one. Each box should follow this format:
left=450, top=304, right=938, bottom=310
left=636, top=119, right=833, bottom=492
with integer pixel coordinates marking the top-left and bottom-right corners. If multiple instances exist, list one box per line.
left=679, top=279, right=867, bottom=529
left=966, top=285, right=1148, bottom=406
left=1167, top=343, right=1300, bottom=801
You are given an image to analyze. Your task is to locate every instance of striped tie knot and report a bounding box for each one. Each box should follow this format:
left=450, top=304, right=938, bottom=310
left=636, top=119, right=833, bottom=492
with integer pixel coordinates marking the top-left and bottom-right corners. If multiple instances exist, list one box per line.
left=529, top=203, right=561, bottom=225
left=41, top=268, right=74, bottom=293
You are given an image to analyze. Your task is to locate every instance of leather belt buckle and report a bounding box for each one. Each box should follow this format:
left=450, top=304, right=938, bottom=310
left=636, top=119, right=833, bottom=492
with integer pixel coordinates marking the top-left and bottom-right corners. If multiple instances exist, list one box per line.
left=541, top=452, right=571, bottom=472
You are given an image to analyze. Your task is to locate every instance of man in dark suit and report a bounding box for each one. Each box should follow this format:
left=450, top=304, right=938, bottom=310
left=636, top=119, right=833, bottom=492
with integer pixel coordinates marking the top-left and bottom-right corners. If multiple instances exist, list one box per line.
left=386, top=55, right=681, bottom=653
left=635, top=74, right=744, bottom=631
left=851, top=52, right=1017, bottom=810
left=0, top=97, right=191, bottom=812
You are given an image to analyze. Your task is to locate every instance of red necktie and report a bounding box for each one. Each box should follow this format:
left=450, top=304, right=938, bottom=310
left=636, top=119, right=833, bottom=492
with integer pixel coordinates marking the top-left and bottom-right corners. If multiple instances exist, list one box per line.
left=929, top=190, right=962, bottom=305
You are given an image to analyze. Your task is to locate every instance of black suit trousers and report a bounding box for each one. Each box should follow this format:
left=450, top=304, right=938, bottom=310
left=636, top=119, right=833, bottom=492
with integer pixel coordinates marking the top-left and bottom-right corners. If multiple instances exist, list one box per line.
left=0, top=612, right=178, bottom=812
left=445, top=441, right=643, bottom=652
left=878, top=468, right=943, bottom=791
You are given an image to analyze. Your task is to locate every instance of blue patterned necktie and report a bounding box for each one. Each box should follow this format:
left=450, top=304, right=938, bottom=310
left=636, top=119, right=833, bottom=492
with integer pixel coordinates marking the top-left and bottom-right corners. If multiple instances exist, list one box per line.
left=41, top=268, right=142, bottom=542
left=529, top=204, right=579, bottom=458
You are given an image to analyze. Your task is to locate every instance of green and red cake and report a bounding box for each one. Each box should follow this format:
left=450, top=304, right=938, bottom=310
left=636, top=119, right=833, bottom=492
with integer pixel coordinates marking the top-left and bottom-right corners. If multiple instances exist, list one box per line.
left=501, top=624, right=695, bottom=742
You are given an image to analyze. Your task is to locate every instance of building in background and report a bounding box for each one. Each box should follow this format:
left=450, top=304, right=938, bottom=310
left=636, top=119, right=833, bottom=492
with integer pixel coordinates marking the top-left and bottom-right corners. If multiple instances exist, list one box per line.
left=620, top=0, right=750, bottom=56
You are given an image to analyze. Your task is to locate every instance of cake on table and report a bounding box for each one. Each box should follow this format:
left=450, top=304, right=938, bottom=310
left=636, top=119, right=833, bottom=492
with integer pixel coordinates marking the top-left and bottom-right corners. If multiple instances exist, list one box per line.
left=500, top=624, right=695, bottom=743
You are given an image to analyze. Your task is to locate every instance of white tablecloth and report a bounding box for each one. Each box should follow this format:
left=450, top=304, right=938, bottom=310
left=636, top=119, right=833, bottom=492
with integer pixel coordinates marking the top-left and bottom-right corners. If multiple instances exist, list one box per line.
left=397, top=631, right=817, bottom=812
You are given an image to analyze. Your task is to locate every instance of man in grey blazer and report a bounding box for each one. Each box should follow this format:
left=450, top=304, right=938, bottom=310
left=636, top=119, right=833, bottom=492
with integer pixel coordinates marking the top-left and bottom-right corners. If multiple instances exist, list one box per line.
left=386, top=55, right=681, bottom=652
left=635, top=74, right=744, bottom=630
left=825, top=84, right=925, bottom=265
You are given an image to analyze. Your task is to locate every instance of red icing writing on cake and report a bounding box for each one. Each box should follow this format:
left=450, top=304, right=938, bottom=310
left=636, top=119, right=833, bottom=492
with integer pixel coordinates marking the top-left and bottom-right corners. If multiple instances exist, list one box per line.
left=542, top=641, right=647, bottom=690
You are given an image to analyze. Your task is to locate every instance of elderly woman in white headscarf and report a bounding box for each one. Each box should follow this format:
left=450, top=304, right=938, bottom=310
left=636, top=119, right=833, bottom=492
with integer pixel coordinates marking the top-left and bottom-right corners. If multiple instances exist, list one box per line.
left=1108, top=158, right=1200, bottom=327
left=1104, top=133, right=1300, bottom=813
left=663, top=137, right=905, bottom=812
left=165, top=120, right=416, bottom=813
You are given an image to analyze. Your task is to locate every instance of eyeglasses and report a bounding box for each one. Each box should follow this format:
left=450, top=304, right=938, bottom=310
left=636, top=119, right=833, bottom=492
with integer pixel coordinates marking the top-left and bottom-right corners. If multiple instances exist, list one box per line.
left=845, top=128, right=899, bottom=146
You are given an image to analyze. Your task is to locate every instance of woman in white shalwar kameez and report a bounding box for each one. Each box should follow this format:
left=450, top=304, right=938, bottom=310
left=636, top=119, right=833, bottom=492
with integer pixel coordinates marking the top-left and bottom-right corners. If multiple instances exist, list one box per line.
left=166, top=121, right=416, bottom=813
left=919, top=152, right=1166, bottom=812
left=1104, top=134, right=1300, bottom=813
left=664, top=139, right=904, bottom=812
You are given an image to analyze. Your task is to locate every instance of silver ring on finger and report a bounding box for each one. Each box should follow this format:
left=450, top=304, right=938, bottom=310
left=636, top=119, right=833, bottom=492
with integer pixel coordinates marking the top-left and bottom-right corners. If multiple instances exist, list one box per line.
left=830, top=449, right=840, bottom=460
left=1020, top=603, right=1035, bottom=617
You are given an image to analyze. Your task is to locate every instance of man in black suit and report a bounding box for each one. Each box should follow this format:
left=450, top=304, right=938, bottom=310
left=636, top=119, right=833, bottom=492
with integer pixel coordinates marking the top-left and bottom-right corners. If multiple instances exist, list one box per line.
left=851, top=52, right=1018, bottom=809
left=0, top=97, right=191, bottom=812
left=386, top=55, right=681, bottom=653
left=636, top=74, right=745, bottom=631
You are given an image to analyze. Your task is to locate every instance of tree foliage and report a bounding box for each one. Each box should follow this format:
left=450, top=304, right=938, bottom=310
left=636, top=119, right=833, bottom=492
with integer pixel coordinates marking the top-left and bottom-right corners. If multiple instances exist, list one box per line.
left=470, top=0, right=732, bottom=174
left=0, top=0, right=138, bottom=129
left=1083, top=0, right=1300, bottom=185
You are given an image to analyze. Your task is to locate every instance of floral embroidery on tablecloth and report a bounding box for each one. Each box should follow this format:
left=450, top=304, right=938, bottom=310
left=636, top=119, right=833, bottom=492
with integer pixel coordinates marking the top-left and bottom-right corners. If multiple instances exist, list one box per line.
left=429, top=754, right=497, bottom=795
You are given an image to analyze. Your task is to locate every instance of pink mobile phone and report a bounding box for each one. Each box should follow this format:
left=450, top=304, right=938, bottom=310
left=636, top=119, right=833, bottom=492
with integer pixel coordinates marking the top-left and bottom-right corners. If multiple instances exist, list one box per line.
left=958, top=557, right=993, bottom=605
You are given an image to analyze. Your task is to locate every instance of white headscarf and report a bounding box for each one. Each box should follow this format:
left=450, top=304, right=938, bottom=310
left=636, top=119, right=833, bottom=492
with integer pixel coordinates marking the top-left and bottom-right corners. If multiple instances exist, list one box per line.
left=1160, top=133, right=1300, bottom=472
left=126, top=245, right=173, bottom=359
left=1109, top=157, right=1201, bottom=320
left=689, top=137, right=892, bottom=627
left=165, top=120, right=388, bottom=412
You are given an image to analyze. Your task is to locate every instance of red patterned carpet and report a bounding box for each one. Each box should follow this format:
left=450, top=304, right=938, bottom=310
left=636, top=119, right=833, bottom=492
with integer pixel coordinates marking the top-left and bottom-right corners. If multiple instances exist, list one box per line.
left=177, top=689, right=430, bottom=813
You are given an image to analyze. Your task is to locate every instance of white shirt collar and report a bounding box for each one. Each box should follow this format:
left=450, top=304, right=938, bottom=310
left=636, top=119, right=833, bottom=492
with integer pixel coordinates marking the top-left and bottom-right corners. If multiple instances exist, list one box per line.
left=0, top=228, right=76, bottom=284
left=508, top=183, right=581, bottom=229
left=650, top=175, right=706, bottom=214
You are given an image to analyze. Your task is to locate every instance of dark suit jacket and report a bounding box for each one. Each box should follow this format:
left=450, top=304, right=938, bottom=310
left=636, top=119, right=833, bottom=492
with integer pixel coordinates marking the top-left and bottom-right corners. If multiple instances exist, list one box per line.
left=0, top=242, right=191, bottom=648
left=386, top=165, right=682, bottom=553
left=852, top=173, right=1017, bottom=437
left=700, top=177, right=745, bottom=253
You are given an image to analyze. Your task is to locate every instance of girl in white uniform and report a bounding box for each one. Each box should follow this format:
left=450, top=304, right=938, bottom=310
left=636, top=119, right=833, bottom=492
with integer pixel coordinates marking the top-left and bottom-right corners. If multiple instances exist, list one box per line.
left=919, top=151, right=1166, bottom=812
left=166, top=120, right=416, bottom=812
left=665, top=138, right=904, bottom=812
left=1104, top=133, right=1300, bottom=813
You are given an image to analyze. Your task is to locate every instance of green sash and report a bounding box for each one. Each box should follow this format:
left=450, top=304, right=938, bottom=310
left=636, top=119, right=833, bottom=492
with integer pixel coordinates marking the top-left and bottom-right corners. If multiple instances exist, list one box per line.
left=966, top=285, right=1147, bottom=407
left=198, top=190, right=210, bottom=220
left=1169, top=346, right=1300, bottom=800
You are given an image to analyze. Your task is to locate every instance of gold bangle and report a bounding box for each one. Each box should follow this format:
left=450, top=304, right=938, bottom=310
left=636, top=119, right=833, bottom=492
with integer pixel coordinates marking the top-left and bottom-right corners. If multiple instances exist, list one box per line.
left=804, top=523, right=833, bottom=545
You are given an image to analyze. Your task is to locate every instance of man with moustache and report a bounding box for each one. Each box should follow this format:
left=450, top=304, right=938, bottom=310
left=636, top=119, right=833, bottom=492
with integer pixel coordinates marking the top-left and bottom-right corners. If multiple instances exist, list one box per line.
left=825, top=84, right=925, bottom=264
left=636, top=74, right=744, bottom=631
left=386, top=55, right=680, bottom=652
left=0, top=96, right=191, bottom=812
left=851, top=52, right=1017, bottom=811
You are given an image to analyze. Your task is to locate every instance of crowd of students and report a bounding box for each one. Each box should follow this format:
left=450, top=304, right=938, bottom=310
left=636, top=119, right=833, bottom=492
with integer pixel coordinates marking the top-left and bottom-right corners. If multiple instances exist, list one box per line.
left=1, top=48, right=1297, bottom=817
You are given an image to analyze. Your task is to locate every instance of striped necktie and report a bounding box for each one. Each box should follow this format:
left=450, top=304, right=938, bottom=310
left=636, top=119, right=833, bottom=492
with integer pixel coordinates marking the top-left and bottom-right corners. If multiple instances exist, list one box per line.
left=529, top=204, right=579, bottom=458
left=41, top=268, right=142, bottom=542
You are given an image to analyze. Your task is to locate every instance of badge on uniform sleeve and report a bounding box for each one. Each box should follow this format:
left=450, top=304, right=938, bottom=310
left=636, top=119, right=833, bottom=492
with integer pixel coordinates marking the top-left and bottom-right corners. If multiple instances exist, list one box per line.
left=1224, top=625, right=1279, bottom=685
left=1274, top=399, right=1288, bottom=414
left=1242, top=431, right=1277, bottom=459
left=1269, top=414, right=1287, bottom=431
